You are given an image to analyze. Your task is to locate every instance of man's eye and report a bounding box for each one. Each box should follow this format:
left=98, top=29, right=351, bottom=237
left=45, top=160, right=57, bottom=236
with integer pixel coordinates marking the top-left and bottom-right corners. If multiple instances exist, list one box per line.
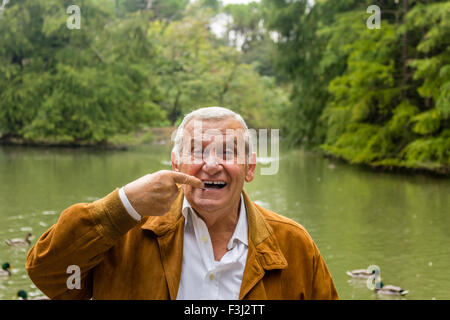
left=223, top=149, right=235, bottom=157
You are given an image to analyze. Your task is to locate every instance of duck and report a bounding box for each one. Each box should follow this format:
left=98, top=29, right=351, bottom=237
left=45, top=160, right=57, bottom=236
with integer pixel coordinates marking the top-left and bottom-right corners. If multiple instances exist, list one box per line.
left=373, top=281, right=409, bottom=296
left=0, top=262, right=12, bottom=277
left=17, top=290, right=50, bottom=300
left=5, top=232, right=32, bottom=246
left=346, top=268, right=376, bottom=279
left=364, top=265, right=409, bottom=296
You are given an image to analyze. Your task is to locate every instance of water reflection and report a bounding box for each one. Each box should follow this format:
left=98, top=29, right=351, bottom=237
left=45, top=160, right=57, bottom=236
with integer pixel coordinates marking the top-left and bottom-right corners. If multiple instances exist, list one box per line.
left=0, top=145, right=449, bottom=300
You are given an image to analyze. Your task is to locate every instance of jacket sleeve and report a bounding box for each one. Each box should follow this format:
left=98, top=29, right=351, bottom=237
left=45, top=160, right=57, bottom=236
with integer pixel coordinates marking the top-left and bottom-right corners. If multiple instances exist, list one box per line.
left=311, top=242, right=339, bottom=300
left=26, top=189, right=139, bottom=299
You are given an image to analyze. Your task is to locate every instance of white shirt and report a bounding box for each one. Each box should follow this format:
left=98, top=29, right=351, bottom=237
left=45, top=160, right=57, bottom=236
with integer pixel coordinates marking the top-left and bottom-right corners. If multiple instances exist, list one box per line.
left=118, top=187, right=248, bottom=300
left=176, top=195, right=248, bottom=300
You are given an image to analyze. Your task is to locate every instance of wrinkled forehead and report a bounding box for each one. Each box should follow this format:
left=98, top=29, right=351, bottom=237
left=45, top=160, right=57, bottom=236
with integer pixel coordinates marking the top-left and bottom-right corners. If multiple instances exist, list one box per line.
left=182, top=118, right=246, bottom=144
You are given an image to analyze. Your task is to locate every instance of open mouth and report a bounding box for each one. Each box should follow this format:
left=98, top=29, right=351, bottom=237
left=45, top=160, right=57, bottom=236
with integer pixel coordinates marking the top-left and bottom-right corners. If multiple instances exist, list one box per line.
left=202, top=181, right=227, bottom=189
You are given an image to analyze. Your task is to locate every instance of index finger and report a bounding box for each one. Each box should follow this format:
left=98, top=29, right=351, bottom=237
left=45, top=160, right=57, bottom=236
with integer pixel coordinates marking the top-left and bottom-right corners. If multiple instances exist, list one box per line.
left=170, top=171, right=204, bottom=188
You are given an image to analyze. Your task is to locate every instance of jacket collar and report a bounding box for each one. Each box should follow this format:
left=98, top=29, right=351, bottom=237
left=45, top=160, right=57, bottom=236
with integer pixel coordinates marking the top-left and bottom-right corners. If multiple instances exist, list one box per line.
left=241, top=190, right=288, bottom=270
left=140, top=188, right=288, bottom=299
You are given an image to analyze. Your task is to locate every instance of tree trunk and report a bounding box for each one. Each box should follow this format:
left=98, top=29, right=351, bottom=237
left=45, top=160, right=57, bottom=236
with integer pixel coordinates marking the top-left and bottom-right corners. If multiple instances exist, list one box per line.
left=146, top=0, right=153, bottom=10
left=114, top=0, right=119, bottom=17
left=401, top=0, right=409, bottom=98
left=170, top=90, right=182, bottom=125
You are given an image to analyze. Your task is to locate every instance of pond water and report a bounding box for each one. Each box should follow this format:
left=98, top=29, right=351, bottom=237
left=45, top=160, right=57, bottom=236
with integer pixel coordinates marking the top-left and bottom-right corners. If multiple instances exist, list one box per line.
left=0, top=144, right=449, bottom=300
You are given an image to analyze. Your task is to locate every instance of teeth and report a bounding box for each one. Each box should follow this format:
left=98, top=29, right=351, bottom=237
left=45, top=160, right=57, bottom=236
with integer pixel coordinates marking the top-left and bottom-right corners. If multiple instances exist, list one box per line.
left=203, top=181, right=226, bottom=185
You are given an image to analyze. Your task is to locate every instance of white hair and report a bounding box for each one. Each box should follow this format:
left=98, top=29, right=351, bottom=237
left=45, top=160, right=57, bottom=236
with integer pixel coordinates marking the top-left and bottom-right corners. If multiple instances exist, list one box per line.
left=172, top=106, right=252, bottom=163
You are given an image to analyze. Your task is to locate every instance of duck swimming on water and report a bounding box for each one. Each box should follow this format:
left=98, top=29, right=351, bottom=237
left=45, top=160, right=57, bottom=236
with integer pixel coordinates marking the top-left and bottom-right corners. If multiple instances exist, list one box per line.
left=5, top=233, right=32, bottom=246
left=346, top=268, right=376, bottom=279
left=0, top=263, right=12, bottom=277
left=17, top=290, right=50, bottom=300
left=373, top=281, right=409, bottom=296
left=365, top=265, right=409, bottom=296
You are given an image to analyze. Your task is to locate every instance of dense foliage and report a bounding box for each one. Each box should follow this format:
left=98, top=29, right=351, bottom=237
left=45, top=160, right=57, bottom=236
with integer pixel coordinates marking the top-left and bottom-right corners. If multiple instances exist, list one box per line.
left=262, top=0, right=449, bottom=173
left=0, top=0, right=287, bottom=145
left=0, top=0, right=448, bottom=173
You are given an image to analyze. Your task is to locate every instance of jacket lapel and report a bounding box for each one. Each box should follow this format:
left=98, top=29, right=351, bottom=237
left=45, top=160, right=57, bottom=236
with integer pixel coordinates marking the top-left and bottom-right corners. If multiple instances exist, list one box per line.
left=238, top=239, right=266, bottom=299
left=140, top=190, right=185, bottom=300
left=239, top=190, right=288, bottom=299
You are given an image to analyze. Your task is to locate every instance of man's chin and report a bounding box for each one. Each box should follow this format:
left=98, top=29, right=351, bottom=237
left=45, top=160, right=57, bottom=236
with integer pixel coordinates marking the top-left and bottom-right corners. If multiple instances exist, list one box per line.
left=189, top=197, right=228, bottom=213
left=185, top=187, right=240, bottom=213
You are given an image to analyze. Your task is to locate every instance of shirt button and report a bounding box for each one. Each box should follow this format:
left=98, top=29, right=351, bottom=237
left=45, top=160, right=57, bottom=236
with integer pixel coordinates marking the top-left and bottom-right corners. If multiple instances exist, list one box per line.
left=209, top=274, right=215, bottom=280
left=201, top=236, right=208, bottom=243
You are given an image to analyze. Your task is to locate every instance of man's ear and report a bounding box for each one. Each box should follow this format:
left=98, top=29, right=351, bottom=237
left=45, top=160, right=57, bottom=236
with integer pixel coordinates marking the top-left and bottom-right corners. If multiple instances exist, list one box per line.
left=171, top=152, right=180, bottom=172
left=245, top=152, right=256, bottom=182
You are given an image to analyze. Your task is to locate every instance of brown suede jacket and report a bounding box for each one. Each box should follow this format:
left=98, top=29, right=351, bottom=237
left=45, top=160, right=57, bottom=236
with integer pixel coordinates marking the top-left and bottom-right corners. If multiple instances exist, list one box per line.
left=26, top=188, right=339, bottom=300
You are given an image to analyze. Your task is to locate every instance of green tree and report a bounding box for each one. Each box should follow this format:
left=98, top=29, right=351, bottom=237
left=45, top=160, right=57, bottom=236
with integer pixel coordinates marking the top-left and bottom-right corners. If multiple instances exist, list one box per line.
left=0, top=1, right=165, bottom=144
left=262, top=0, right=371, bottom=147
left=154, top=7, right=288, bottom=128
left=262, top=0, right=448, bottom=172
left=320, top=1, right=449, bottom=173
left=0, top=0, right=288, bottom=145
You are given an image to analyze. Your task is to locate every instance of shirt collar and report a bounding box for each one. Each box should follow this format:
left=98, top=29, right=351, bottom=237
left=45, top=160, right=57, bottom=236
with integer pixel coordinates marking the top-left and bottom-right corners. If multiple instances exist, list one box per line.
left=182, top=194, right=248, bottom=248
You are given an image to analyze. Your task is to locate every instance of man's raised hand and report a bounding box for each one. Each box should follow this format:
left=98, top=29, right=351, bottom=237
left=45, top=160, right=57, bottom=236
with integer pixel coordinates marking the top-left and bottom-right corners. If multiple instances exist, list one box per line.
left=123, top=170, right=204, bottom=217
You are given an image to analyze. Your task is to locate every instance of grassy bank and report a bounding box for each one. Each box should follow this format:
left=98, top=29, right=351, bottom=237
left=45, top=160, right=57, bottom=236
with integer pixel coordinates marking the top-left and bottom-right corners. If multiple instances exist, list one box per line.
left=0, top=127, right=176, bottom=150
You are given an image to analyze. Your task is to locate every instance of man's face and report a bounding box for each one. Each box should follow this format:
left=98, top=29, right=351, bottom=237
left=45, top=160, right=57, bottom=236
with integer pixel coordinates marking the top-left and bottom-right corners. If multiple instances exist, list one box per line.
left=172, top=117, right=256, bottom=215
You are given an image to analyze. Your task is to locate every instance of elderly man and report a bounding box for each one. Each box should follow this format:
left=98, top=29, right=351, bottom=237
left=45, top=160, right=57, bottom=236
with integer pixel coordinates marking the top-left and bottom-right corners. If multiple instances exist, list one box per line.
left=26, top=106, right=338, bottom=300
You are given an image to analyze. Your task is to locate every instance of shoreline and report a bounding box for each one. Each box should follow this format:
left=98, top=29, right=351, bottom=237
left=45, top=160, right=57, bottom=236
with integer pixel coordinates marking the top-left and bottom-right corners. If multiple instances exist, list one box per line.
left=0, top=127, right=177, bottom=151
left=322, top=153, right=449, bottom=177
left=0, top=136, right=126, bottom=149
left=1, top=130, right=448, bottom=177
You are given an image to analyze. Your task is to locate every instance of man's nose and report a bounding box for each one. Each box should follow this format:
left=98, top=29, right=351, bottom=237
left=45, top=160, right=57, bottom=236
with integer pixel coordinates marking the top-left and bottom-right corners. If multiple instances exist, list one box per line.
left=202, top=151, right=223, bottom=175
